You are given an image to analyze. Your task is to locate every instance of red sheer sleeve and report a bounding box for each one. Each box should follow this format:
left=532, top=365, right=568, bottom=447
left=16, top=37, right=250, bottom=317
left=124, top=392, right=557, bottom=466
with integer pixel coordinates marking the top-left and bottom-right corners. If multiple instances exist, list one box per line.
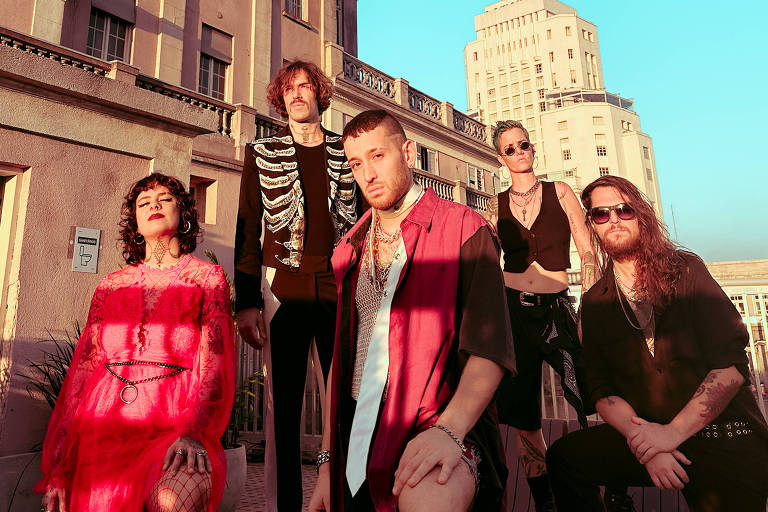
left=36, top=276, right=108, bottom=493
left=183, top=265, right=235, bottom=440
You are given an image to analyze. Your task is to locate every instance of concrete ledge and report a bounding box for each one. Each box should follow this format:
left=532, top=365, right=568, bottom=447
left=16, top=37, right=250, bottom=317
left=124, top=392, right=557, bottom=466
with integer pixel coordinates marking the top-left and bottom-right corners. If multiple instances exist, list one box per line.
left=0, top=43, right=218, bottom=137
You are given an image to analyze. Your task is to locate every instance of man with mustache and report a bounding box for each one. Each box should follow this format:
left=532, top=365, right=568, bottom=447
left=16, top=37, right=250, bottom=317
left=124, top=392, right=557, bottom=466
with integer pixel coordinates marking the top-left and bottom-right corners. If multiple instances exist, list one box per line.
left=309, top=109, right=516, bottom=511
left=235, top=60, right=360, bottom=511
left=546, top=175, right=768, bottom=511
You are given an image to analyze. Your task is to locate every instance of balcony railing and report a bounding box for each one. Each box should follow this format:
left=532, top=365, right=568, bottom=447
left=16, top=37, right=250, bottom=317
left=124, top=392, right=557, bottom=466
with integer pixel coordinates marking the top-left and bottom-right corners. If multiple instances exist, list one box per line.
left=546, top=89, right=635, bottom=112
left=413, top=169, right=454, bottom=202
left=342, top=53, right=396, bottom=100
left=453, top=111, right=486, bottom=141
left=135, top=74, right=235, bottom=136
left=466, top=188, right=491, bottom=213
left=0, top=26, right=111, bottom=76
left=408, top=87, right=441, bottom=121
left=254, top=112, right=285, bottom=140
left=339, top=51, right=489, bottom=145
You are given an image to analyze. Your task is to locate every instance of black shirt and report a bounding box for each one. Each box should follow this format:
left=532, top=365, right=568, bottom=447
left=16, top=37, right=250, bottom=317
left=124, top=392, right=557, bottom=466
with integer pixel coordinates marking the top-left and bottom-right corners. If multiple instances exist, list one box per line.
left=497, top=181, right=571, bottom=273
left=581, top=251, right=768, bottom=439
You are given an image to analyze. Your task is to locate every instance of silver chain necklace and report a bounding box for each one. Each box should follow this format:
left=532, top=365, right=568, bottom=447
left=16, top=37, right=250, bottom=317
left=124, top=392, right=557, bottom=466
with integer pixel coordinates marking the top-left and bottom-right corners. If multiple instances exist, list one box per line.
left=509, top=179, right=540, bottom=197
left=613, top=269, right=654, bottom=331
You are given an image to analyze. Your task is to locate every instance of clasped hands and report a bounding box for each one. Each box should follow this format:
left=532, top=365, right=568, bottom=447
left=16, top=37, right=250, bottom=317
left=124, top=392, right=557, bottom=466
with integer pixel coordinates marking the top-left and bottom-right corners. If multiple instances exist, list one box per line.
left=392, top=425, right=464, bottom=495
left=627, top=416, right=691, bottom=490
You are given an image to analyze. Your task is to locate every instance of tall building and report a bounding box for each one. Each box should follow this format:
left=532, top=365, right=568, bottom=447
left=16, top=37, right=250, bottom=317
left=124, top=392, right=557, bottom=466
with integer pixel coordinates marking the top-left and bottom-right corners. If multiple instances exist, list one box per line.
left=465, top=0, right=661, bottom=225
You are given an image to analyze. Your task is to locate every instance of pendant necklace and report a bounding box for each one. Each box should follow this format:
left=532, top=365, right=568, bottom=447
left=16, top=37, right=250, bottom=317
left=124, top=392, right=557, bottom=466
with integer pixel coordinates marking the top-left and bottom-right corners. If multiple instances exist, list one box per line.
left=509, top=180, right=541, bottom=223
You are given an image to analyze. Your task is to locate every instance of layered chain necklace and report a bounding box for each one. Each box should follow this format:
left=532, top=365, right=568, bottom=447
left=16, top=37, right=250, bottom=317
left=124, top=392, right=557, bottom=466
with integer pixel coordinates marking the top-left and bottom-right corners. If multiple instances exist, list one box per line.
left=509, top=179, right=541, bottom=223
left=613, top=268, right=656, bottom=356
left=367, top=215, right=402, bottom=293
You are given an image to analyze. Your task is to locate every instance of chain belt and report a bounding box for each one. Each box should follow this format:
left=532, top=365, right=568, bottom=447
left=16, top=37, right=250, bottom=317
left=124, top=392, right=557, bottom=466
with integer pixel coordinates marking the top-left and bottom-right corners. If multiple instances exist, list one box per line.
left=695, top=419, right=753, bottom=440
left=105, top=360, right=192, bottom=404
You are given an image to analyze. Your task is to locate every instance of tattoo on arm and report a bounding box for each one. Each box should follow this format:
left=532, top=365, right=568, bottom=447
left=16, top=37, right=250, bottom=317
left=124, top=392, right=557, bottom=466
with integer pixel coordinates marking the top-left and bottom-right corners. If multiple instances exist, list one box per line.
left=486, top=196, right=498, bottom=219
left=518, top=434, right=547, bottom=476
left=699, top=377, right=740, bottom=420
left=693, top=372, right=717, bottom=399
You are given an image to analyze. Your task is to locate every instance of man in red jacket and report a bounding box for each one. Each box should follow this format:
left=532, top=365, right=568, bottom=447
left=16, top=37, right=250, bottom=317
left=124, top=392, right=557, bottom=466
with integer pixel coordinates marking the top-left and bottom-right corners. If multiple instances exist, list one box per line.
left=309, top=109, right=516, bottom=511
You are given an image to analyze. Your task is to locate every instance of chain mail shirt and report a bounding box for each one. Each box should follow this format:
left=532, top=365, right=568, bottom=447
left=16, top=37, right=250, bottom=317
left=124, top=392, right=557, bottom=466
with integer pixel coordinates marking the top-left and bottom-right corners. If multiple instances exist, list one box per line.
left=351, top=238, right=387, bottom=400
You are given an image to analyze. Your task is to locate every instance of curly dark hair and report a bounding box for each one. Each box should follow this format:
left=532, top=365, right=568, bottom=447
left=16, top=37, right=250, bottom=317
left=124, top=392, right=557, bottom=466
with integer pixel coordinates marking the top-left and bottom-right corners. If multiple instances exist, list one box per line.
left=119, top=174, right=201, bottom=265
left=266, top=60, right=334, bottom=118
left=582, top=175, right=684, bottom=308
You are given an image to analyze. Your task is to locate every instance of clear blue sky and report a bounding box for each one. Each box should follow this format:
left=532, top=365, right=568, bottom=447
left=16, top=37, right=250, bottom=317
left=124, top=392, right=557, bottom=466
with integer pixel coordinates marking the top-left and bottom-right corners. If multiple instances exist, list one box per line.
left=357, top=1, right=768, bottom=262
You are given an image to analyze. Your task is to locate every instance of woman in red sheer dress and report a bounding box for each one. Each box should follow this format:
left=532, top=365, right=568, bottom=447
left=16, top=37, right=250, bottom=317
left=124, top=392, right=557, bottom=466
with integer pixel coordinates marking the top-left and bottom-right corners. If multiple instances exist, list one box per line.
left=37, top=174, right=235, bottom=512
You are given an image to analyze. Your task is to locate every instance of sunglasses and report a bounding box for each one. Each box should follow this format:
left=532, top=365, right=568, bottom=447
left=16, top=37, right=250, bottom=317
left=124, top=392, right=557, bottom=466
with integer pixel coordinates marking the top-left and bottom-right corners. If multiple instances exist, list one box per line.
left=502, top=141, right=532, bottom=156
left=588, top=203, right=636, bottom=224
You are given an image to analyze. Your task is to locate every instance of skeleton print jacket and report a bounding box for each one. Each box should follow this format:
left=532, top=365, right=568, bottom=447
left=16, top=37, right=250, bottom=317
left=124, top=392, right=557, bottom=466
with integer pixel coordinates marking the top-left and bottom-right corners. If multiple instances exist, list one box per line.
left=234, top=125, right=360, bottom=311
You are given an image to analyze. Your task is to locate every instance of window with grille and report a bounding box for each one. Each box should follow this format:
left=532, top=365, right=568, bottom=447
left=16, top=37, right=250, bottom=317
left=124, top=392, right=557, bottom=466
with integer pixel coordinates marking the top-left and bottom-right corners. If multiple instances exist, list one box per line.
left=599, top=167, right=609, bottom=176
left=646, top=168, right=653, bottom=181
left=87, top=9, right=131, bottom=62
left=568, top=48, right=574, bottom=59
left=643, top=146, right=650, bottom=159
left=535, top=63, right=542, bottom=74
left=596, top=146, right=607, bottom=156
left=562, top=149, right=571, bottom=161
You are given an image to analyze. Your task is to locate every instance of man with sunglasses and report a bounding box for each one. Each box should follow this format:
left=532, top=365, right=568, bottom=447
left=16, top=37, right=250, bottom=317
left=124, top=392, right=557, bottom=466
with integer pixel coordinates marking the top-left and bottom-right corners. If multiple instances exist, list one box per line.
left=546, top=175, right=768, bottom=511
left=485, top=120, right=598, bottom=512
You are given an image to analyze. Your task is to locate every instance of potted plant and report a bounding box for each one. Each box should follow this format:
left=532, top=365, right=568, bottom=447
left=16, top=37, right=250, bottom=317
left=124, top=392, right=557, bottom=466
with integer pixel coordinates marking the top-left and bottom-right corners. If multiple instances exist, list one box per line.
left=1, top=328, right=79, bottom=512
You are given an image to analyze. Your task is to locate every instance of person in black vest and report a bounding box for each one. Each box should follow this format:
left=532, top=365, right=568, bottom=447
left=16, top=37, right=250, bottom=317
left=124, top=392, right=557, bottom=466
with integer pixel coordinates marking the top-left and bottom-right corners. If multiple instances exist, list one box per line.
left=546, top=175, right=768, bottom=511
left=485, top=120, right=597, bottom=512
left=235, top=60, right=361, bottom=511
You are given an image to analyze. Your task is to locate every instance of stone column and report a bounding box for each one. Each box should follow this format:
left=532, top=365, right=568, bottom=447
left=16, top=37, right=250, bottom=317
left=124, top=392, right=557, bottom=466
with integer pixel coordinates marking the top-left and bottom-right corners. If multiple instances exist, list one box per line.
left=232, top=104, right=257, bottom=160
left=155, top=0, right=187, bottom=85
left=394, top=78, right=409, bottom=110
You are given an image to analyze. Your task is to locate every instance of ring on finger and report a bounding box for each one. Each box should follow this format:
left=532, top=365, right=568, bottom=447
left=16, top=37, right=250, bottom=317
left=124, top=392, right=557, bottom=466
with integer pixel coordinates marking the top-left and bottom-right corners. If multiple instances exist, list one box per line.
left=196, top=449, right=208, bottom=457
left=176, top=449, right=185, bottom=455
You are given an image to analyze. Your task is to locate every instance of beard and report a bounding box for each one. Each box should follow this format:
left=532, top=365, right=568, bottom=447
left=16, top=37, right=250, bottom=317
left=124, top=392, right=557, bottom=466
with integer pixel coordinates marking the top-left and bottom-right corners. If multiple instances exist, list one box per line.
left=602, top=229, right=642, bottom=262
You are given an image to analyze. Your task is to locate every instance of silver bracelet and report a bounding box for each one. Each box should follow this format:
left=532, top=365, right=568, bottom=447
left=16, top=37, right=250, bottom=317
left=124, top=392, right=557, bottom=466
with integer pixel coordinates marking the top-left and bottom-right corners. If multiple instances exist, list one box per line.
left=316, top=449, right=331, bottom=474
left=429, top=424, right=466, bottom=452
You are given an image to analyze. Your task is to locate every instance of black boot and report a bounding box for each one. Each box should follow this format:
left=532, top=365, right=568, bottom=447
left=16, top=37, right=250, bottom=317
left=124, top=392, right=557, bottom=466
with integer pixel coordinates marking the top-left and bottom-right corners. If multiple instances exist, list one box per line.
left=604, top=486, right=636, bottom=512
left=527, top=475, right=556, bottom=512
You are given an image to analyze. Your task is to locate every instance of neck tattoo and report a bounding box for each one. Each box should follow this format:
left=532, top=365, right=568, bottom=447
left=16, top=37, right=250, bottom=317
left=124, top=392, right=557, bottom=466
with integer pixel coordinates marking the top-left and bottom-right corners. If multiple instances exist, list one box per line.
left=150, top=240, right=169, bottom=266
left=301, top=125, right=310, bottom=143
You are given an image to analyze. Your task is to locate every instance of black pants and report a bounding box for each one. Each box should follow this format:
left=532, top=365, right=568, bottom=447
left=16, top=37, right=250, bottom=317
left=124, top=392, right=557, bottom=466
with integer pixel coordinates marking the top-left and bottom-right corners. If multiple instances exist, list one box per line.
left=269, top=270, right=336, bottom=512
left=546, top=423, right=768, bottom=512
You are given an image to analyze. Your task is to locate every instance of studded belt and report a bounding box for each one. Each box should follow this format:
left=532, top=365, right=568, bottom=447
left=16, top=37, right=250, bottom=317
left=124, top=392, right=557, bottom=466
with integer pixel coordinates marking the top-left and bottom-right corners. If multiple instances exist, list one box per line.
left=695, top=419, right=753, bottom=440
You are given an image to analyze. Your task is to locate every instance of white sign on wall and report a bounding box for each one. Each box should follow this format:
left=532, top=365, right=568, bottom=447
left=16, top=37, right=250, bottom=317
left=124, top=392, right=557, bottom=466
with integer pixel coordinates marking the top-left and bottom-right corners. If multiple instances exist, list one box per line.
left=71, top=227, right=101, bottom=273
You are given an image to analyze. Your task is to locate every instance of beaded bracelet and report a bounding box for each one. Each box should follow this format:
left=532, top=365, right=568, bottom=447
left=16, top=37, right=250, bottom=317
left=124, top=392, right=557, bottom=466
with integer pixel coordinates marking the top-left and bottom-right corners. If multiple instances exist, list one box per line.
left=316, top=450, right=331, bottom=474
left=429, top=424, right=466, bottom=452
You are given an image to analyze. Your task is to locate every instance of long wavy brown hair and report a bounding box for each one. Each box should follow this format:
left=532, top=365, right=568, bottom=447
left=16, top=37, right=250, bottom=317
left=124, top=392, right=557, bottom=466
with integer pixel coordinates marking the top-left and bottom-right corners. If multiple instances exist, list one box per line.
left=581, top=175, right=685, bottom=308
left=266, top=60, right=334, bottom=118
left=119, top=174, right=200, bottom=265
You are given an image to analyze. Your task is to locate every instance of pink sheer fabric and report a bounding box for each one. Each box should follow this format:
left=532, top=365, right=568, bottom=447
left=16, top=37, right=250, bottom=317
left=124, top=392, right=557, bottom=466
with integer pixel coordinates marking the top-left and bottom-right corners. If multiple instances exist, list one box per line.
left=35, top=254, right=235, bottom=511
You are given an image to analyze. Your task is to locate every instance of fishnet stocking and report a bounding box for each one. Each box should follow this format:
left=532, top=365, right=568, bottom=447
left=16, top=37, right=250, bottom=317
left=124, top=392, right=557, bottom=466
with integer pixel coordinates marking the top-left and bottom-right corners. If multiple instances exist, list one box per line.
left=146, top=470, right=212, bottom=512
